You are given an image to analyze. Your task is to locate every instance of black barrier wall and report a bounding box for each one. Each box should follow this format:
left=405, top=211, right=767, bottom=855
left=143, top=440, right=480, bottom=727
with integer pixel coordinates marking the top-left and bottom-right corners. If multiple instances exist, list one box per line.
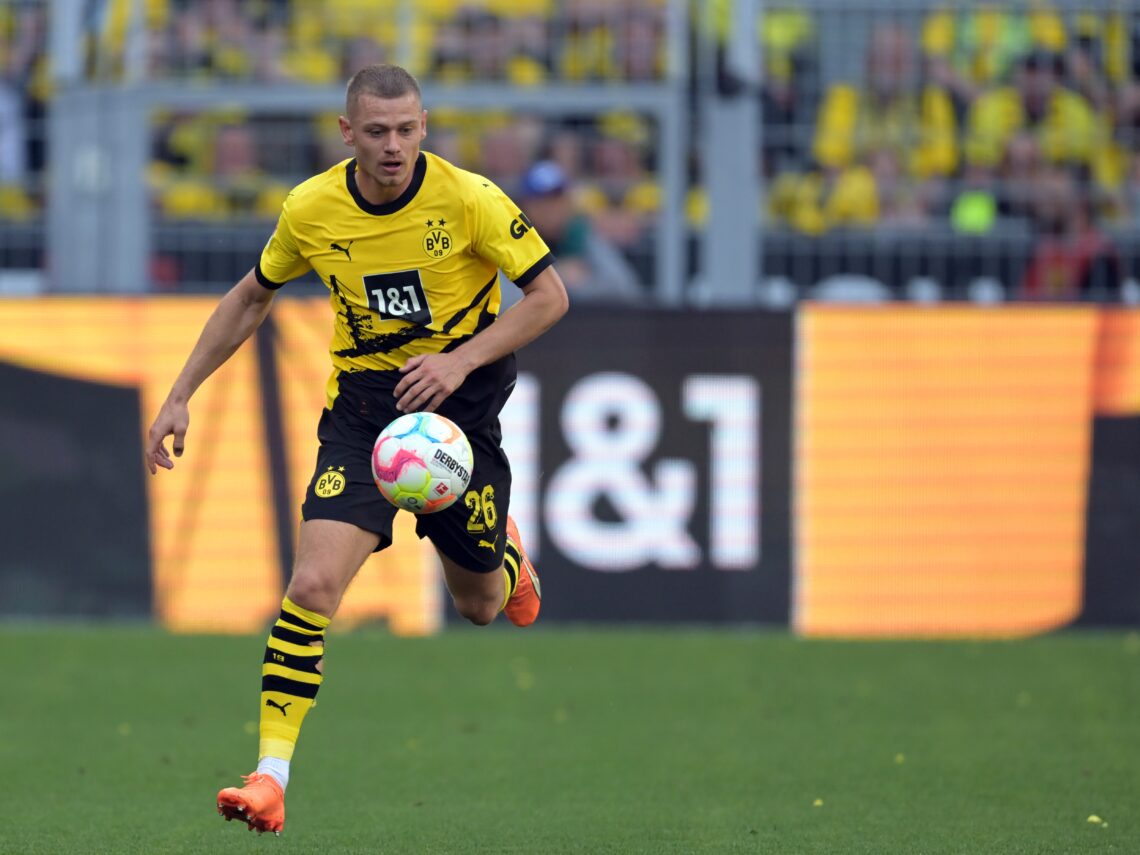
left=1079, top=416, right=1140, bottom=626
left=0, top=362, right=152, bottom=617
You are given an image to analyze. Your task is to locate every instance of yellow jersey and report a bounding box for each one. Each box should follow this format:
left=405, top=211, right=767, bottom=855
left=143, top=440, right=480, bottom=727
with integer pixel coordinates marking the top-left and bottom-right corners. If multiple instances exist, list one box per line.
left=964, top=86, right=1107, bottom=173
left=812, top=84, right=958, bottom=180
left=257, top=152, right=552, bottom=407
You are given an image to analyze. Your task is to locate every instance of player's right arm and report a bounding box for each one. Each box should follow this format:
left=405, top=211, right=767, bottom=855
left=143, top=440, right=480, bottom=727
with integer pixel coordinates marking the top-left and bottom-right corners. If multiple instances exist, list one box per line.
left=145, top=269, right=276, bottom=474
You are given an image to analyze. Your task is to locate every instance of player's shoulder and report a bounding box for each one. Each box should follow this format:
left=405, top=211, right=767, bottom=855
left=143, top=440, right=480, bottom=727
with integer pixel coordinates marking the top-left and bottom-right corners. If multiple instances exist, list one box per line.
left=281, top=159, right=352, bottom=218
left=424, top=151, right=508, bottom=200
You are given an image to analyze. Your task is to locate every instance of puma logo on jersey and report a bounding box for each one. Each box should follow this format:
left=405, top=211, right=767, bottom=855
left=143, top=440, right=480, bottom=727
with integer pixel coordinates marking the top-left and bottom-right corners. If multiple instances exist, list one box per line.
left=265, top=699, right=292, bottom=716
left=477, top=539, right=497, bottom=551
left=330, top=240, right=355, bottom=260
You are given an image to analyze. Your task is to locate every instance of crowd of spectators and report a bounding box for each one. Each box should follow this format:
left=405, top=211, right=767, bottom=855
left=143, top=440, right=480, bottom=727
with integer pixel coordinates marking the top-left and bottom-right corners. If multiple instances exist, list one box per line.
left=86, top=0, right=668, bottom=85
left=757, top=3, right=1140, bottom=299
left=767, top=4, right=1140, bottom=243
left=129, top=0, right=668, bottom=296
left=2, top=0, right=669, bottom=293
left=3, top=1, right=1140, bottom=300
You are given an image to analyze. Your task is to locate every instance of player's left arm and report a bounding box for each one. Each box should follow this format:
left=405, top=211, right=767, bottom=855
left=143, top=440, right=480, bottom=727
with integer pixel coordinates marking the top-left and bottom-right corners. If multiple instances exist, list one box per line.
left=393, top=265, right=569, bottom=413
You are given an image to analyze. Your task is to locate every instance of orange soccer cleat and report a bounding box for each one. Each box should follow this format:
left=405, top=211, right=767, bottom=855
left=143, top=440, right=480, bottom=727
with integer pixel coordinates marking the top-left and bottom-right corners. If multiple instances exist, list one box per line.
left=504, top=515, right=542, bottom=627
left=217, top=772, right=285, bottom=835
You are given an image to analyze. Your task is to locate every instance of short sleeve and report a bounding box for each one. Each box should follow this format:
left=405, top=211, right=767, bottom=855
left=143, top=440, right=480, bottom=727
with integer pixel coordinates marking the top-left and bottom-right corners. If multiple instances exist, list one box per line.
left=468, top=178, right=553, bottom=286
left=256, top=204, right=312, bottom=289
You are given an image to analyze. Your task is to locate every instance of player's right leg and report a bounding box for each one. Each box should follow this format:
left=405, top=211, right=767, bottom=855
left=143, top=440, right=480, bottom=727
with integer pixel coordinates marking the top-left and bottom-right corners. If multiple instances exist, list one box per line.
left=217, top=520, right=381, bottom=834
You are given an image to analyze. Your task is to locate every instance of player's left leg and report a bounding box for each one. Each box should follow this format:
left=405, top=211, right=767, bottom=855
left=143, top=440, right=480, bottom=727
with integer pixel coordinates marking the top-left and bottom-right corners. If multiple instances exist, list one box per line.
left=437, top=548, right=506, bottom=625
left=502, top=516, right=541, bottom=627
left=420, top=418, right=540, bottom=625
left=435, top=517, right=541, bottom=627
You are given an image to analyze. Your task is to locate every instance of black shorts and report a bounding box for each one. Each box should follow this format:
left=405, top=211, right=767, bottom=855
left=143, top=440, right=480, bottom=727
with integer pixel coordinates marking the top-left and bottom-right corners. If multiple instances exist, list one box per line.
left=300, top=369, right=512, bottom=573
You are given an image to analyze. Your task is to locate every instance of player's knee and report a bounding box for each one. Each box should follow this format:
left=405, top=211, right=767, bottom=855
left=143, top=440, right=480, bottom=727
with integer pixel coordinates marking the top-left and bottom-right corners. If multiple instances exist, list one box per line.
left=285, top=573, right=340, bottom=616
left=454, top=594, right=499, bottom=626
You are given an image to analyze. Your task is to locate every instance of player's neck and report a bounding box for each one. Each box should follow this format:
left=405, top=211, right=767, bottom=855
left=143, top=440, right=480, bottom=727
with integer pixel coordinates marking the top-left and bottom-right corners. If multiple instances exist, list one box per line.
left=353, top=164, right=414, bottom=206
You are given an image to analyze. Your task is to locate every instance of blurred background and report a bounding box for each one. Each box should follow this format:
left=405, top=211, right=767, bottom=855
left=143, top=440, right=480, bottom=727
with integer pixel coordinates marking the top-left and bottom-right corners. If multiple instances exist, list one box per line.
left=4, top=0, right=1140, bottom=301
left=2, top=0, right=1139, bottom=637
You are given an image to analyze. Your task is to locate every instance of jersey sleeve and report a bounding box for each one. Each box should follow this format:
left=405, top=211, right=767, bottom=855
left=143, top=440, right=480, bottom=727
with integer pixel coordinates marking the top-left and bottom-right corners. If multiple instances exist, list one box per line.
left=255, top=202, right=312, bottom=289
left=468, top=177, right=553, bottom=287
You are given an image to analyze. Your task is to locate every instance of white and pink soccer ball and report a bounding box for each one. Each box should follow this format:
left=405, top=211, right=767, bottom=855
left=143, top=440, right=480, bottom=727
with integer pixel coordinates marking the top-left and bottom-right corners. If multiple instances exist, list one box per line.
left=371, top=412, right=473, bottom=514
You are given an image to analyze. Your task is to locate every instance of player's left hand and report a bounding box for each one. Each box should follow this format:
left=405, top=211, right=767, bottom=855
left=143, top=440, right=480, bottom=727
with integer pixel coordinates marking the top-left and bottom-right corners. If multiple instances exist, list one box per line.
left=394, top=352, right=469, bottom=413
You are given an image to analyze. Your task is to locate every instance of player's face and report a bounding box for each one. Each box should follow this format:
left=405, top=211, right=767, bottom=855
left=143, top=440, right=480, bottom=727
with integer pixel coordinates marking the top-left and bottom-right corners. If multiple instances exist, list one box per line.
left=340, top=92, right=427, bottom=202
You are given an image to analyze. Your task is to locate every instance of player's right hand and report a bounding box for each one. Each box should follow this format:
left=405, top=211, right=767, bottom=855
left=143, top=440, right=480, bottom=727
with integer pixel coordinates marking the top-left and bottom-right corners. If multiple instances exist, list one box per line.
left=146, top=399, right=190, bottom=475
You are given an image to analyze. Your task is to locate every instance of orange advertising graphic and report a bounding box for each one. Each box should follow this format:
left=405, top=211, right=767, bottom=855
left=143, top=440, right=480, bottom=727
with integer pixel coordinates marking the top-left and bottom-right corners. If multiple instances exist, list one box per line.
left=795, top=305, right=1099, bottom=637
left=0, top=298, right=440, bottom=635
left=1092, top=309, right=1140, bottom=416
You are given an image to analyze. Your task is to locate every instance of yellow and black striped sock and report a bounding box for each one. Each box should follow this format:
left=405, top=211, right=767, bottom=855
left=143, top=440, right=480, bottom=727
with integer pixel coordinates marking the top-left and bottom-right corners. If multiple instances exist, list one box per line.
left=500, top=538, right=521, bottom=611
left=259, top=596, right=329, bottom=763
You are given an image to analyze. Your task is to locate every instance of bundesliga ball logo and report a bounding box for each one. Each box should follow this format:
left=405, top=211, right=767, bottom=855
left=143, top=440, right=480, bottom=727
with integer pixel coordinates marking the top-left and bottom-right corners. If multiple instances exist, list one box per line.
left=371, top=412, right=474, bottom=513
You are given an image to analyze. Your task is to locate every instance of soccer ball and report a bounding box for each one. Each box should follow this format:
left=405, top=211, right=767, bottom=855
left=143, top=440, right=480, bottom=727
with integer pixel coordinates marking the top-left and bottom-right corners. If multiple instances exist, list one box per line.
left=371, top=412, right=473, bottom=514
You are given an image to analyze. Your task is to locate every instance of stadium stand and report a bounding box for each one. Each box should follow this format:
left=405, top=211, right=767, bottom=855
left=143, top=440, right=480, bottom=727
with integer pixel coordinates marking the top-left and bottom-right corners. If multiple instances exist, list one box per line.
left=3, top=0, right=1140, bottom=301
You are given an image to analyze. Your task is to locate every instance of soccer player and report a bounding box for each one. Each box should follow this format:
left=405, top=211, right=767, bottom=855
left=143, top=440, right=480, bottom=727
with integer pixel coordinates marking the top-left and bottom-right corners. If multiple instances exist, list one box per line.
left=144, top=64, right=568, bottom=835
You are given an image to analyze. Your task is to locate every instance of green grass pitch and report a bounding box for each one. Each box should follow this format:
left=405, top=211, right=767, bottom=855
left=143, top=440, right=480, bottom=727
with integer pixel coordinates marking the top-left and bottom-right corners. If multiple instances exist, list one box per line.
left=2, top=626, right=1136, bottom=854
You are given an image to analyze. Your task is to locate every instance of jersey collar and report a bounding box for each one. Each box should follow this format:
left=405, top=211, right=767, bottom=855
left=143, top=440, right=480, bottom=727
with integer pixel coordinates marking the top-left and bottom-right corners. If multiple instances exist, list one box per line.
left=345, top=153, right=426, bottom=215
